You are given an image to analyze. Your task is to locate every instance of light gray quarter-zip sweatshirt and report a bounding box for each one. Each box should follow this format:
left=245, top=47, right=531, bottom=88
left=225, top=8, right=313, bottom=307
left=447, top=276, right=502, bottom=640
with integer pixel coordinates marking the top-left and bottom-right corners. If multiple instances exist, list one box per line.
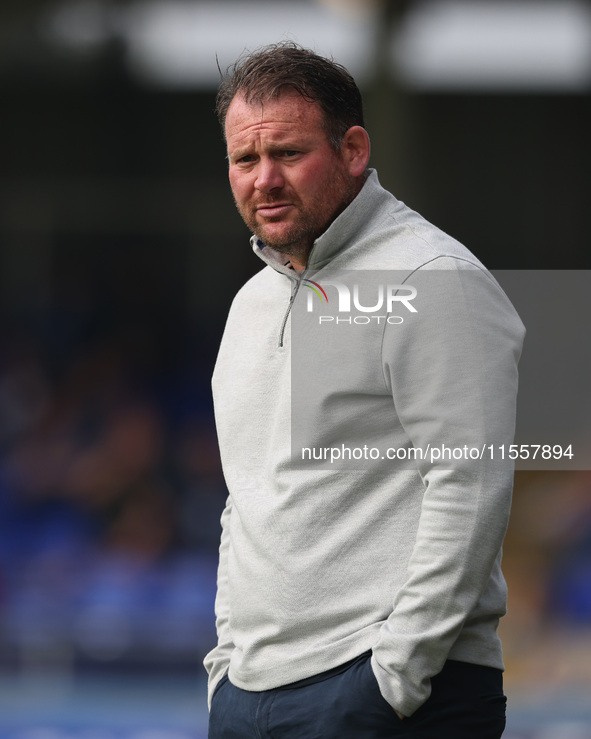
left=204, top=170, right=525, bottom=717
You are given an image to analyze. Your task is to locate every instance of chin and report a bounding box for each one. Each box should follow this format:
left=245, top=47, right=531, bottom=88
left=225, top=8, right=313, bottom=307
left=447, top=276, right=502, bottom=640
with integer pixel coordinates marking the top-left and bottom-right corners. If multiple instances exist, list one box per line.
left=258, top=229, right=293, bottom=249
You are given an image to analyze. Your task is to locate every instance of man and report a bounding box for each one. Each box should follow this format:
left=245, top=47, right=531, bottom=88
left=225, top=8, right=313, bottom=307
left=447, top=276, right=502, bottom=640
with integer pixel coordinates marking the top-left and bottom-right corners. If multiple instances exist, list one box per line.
left=205, top=42, right=524, bottom=738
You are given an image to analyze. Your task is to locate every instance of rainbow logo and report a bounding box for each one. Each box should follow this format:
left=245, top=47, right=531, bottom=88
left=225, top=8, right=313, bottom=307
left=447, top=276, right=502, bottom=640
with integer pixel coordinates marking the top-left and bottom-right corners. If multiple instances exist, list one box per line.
left=303, top=279, right=328, bottom=303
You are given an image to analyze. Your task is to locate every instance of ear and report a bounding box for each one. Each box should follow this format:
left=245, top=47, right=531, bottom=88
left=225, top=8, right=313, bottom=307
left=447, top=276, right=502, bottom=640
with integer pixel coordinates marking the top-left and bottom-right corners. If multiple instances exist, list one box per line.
left=341, top=126, right=371, bottom=177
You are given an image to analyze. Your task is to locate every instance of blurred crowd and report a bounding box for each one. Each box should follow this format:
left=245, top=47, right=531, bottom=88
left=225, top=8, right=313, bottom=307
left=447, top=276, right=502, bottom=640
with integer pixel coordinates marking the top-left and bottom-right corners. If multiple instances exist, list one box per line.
left=0, top=258, right=227, bottom=673
left=502, top=470, right=591, bottom=690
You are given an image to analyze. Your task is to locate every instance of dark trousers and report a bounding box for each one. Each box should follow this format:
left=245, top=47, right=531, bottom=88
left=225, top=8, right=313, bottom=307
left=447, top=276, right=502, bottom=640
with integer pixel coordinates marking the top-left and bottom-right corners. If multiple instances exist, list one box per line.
left=208, top=652, right=506, bottom=738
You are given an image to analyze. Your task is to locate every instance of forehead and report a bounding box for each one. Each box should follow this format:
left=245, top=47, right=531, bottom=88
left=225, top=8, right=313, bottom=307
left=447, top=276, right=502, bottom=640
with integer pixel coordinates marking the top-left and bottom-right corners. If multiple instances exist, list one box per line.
left=225, top=91, right=327, bottom=148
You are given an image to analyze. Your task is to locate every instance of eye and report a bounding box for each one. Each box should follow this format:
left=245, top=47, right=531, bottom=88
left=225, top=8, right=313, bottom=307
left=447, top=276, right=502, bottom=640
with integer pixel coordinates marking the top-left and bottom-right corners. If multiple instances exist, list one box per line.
left=282, top=150, right=299, bottom=157
left=237, top=154, right=255, bottom=164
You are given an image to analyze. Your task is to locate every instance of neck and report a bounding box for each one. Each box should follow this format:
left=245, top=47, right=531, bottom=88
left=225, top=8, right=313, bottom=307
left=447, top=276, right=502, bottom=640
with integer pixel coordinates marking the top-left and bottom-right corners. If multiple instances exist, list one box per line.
left=289, top=257, right=307, bottom=272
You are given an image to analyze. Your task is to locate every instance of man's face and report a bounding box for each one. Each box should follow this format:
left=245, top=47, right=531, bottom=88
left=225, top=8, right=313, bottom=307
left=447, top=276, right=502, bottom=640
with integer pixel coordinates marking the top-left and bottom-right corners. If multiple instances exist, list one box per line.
left=225, top=90, right=358, bottom=265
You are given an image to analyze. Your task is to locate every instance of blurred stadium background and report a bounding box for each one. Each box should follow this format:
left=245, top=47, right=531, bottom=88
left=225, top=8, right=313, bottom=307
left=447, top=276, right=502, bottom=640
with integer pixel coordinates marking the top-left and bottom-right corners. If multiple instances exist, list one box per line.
left=0, top=1, right=590, bottom=737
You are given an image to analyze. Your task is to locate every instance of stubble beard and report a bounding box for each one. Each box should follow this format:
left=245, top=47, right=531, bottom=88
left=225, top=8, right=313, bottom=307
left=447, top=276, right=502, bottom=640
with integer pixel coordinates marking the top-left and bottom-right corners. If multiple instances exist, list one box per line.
left=237, top=171, right=359, bottom=265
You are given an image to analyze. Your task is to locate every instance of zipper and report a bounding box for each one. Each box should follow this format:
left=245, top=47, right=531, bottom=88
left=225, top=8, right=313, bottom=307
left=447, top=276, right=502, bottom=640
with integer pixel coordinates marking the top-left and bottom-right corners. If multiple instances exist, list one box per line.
left=278, top=273, right=304, bottom=348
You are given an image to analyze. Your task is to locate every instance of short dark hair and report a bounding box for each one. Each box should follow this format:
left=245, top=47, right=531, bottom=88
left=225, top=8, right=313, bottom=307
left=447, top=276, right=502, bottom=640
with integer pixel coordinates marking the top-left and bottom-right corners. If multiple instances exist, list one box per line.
left=215, top=42, right=365, bottom=150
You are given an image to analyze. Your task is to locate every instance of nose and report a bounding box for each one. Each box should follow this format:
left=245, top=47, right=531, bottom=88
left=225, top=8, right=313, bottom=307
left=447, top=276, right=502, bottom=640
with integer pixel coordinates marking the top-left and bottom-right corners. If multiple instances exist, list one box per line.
left=254, top=158, right=284, bottom=193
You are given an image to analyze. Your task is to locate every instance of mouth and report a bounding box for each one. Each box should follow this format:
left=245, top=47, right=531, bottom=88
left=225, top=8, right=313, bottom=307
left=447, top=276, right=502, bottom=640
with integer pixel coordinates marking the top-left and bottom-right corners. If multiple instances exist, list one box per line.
left=256, top=204, right=293, bottom=219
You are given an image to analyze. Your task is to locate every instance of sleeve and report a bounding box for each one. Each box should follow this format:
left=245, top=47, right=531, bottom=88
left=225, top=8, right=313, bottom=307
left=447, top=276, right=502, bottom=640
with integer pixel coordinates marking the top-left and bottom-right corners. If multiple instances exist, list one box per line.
left=203, top=495, right=234, bottom=709
left=371, top=259, right=525, bottom=717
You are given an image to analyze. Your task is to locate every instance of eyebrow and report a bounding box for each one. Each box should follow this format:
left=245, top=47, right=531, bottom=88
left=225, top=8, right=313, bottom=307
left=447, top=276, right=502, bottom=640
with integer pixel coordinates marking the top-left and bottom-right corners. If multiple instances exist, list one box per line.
left=228, top=138, right=308, bottom=160
left=227, top=148, right=250, bottom=163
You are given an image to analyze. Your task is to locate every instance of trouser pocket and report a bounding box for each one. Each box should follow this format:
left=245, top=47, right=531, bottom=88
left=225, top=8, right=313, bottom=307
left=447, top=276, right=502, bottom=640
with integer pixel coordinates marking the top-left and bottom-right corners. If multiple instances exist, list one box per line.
left=267, top=652, right=406, bottom=738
